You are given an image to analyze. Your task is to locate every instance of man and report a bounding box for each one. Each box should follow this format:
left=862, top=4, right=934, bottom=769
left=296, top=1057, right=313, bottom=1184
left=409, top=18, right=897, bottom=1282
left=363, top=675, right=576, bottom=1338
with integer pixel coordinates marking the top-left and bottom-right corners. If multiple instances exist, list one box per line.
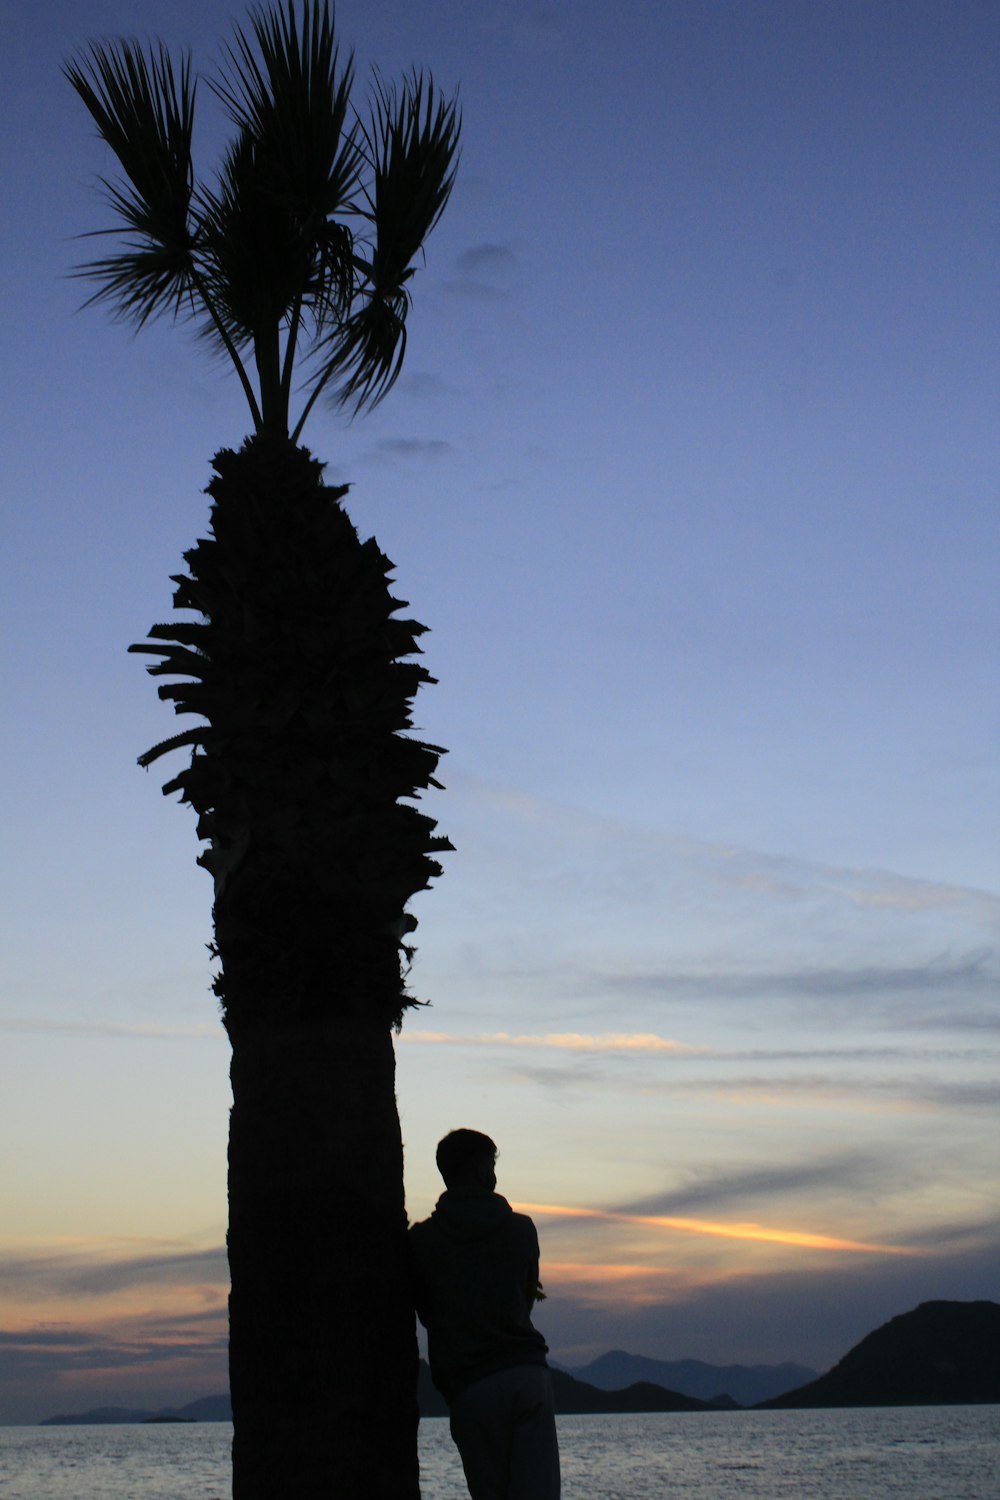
left=409, top=1129, right=561, bottom=1500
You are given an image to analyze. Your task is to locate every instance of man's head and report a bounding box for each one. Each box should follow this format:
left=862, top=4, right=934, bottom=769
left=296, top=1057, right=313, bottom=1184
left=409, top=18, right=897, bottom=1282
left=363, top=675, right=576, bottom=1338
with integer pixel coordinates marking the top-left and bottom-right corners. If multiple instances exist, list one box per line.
left=436, top=1128, right=498, bottom=1190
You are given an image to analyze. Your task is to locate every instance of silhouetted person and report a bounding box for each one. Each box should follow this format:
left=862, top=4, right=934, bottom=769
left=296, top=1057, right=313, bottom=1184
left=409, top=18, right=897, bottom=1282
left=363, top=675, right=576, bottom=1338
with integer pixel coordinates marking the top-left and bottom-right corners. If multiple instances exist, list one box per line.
left=409, top=1129, right=561, bottom=1499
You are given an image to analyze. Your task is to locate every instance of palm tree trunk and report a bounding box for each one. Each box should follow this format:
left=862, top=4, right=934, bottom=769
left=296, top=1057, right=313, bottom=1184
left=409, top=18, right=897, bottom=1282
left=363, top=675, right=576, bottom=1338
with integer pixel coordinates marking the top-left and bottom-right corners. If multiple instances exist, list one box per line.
left=254, top=322, right=286, bottom=436
left=132, top=436, right=449, bottom=1497
left=228, top=1017, right=419, bottom=1498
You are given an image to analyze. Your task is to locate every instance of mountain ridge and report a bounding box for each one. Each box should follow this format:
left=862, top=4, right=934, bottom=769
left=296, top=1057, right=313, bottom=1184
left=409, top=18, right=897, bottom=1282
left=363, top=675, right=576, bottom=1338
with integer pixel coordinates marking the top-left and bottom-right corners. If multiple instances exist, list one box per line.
left=759, top=1299, right=1000, bottom=1408
left=39, top=1299, right=998, bottom=1424
left=563, top=1350, right=817, bottom=1407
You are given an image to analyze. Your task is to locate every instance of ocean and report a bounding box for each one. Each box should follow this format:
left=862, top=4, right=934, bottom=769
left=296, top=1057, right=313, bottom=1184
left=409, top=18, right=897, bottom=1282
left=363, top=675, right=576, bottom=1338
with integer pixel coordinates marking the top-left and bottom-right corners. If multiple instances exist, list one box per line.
left=0, top=1406, right=996, bottom=1499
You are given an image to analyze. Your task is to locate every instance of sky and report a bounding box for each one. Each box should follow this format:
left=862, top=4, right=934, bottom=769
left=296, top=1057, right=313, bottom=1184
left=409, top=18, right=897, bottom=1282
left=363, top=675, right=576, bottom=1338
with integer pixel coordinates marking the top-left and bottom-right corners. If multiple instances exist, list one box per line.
left=1, top=0, right=998, bottom=1426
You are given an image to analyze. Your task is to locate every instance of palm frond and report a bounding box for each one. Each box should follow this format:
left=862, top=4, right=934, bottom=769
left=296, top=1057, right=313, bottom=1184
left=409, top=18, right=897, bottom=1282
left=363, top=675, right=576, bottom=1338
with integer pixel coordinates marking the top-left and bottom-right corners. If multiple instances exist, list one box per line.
left=311, top=68, right=460, bottom=414
left=365, top=70, right=461, bottom=281
left=201, top=2, right=365, bottom=429
left=320, top=282, right=410, bottom=415
left=196, top=128, right=297, bottom=346
left=216, top=0, right=360, bottom=215
left=64, top=39, right=198, bottom=326
left=66, top=3, right=460, bottom=440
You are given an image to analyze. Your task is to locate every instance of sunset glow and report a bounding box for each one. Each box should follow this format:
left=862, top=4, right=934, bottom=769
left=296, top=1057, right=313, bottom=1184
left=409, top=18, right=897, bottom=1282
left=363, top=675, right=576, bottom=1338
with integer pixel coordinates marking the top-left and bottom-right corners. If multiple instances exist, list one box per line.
left=514, top=1204, right=923, bottom=1256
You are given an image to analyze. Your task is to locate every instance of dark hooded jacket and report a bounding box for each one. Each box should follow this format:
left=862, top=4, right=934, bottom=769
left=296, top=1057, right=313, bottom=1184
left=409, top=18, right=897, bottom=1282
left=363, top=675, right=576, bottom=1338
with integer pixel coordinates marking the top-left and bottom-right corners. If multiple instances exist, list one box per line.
left=409, top=1187, right=549, bottom=1403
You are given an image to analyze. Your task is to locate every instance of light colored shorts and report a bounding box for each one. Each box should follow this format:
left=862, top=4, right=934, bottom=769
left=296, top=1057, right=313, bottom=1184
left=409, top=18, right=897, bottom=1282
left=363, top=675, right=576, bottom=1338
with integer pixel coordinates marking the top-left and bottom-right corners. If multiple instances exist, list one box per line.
left=448, top=1365, right=561, bottom=1500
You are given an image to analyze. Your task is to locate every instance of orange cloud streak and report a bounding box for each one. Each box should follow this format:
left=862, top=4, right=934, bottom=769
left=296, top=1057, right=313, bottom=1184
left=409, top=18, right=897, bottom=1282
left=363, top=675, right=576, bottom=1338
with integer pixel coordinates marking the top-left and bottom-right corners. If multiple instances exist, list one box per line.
left=401, top=1030, right=705, bottom=1053
left=514, top=1202, right=922, bottom=1256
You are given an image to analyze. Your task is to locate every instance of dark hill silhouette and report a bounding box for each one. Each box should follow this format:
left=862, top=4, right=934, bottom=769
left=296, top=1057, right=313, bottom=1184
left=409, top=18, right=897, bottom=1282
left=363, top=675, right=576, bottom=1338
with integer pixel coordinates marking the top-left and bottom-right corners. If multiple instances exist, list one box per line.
left=418, top=1360, right=707, bottom=1415
left=41, top=1405, right=156, bottom=1426
left=41, top=1394, right=234, bottom=1426
left=760, top=1300, right=1000, bottom=1408
left=553, top=1369, right=709, bottom=1415
left=568, top=1349, right=817, bottom=1407
left=174, top=1394, right=235, bottom=1421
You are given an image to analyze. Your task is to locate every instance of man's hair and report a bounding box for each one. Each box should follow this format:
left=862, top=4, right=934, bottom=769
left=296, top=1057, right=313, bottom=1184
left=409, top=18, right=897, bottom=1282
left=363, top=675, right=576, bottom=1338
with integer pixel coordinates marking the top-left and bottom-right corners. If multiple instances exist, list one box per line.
left=436, top=1128, right=497, bottom=1188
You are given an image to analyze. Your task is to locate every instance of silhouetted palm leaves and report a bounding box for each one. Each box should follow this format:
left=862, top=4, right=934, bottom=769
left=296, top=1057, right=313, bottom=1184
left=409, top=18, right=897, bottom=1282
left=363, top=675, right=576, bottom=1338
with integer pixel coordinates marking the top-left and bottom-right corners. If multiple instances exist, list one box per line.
left=65, top=0, right=459, bottom=435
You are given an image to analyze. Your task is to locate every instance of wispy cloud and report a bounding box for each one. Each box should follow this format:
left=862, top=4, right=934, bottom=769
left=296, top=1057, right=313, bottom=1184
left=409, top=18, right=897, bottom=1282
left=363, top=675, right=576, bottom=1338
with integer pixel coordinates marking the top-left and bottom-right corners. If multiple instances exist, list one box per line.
left=695, top=840, right=1000, bottom=923
left=447, top=241, right=520, bottom=301
left=0, top=1311, right=227, bottom=1369
left=480, top=1, right=568, bottom=53
left=426, top=778, right=999, bottom=1051
left=401, top=1030, right=704, bottom=1054
left=541, top=1261, right=696, bottom=1307
left=0, top=1242, right=227, bottom=1303
left=373, top=437, right=452, bottom=464
left=451, top=773, right=1000, bottom=924
left=603, top=950, right=997, bottom=1007
left=614, top=1153, right=892, bottom=1219
left=515, top=1202, right=923, bottom=1257
left=0, top=1018, right=221, bottom=1041
left=673, top=1070, right=1000, bottom=1116
left=455, top=244, right=518, bottom=279
left=399, top=371, right=454, bottom=400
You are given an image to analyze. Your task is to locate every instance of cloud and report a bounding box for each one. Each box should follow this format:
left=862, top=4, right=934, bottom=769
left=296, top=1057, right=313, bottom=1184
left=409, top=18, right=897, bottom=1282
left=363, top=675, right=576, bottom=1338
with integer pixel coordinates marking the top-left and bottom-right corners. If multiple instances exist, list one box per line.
left=903, top=1214, right=1000, bottom=1253
left=0, top=1018, right=220, bottom=1041
left=0, top=1243, right=227, bottom=1303
left=542, top=1261, right=695, bottom=1308
left=452, top=773, right=1000, bottom=925
left=400, top=371, right=454, bottom=400
left=65, top=1248, right=227, bottom=1299
left=597, top=949, right=999, bottom=1031
left=373, top=437, right=452, bottom=463
left=454, top=244, right=518, bottom=279
left=696, top=840, right=1000, bottom=924
left=402, top=1027, right=996, bottom=1071
left=401, top=1029, right=704, bottom=1054
left=480, top=1, right=568, bottom=52
left=613, top=1153, right=892, bottom=1219
left=515, top=1202, right=922, bottom=1257
left=669, top=1069, right=1000, bottom=1116
left=447, top=241, right=520, bottom=300
left=429, top=781, right=998, bottom=1041
left=0, top=1313, right=226, bottom=1371
left=606, top=950, right=996, bottom=1003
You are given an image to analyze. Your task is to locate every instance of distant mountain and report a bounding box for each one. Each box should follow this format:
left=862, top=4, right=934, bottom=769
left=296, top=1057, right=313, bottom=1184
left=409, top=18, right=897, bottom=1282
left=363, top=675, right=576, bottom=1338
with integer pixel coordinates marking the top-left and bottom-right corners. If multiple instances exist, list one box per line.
left=41, top=1394, right=234, bottom=1426
left=566, top=1350, right=818, bottom=1408
left=41, top=1405, right=160, bottom=1426
left=42, top=1301, right=999, bottom=1425
left=172, top=1394, right=234, bottom=1422
left=549, top=1369, right=709, bottom=1414
left=760, top=1300, right=1000, bottom=1409
left=417, top=1360, right=708, bottom=1416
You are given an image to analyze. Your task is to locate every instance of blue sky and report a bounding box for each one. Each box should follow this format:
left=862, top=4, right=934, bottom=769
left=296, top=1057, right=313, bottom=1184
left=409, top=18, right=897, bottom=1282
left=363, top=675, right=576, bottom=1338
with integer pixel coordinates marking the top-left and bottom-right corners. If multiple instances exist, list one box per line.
left=1, top=0, right=997, bottom=1424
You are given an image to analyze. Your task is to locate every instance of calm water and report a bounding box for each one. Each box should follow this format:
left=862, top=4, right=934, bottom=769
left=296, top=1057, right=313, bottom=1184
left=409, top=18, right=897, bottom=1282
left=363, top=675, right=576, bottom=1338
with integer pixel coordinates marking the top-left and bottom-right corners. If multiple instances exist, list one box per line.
left=0, top=1407, right=996, bottom=1499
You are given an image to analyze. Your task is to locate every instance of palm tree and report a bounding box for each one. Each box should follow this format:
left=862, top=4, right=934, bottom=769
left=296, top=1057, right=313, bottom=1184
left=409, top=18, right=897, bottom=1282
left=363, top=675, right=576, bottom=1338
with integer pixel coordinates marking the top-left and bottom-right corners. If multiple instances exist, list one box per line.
left=65, top=5, right=459, bottom=1494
